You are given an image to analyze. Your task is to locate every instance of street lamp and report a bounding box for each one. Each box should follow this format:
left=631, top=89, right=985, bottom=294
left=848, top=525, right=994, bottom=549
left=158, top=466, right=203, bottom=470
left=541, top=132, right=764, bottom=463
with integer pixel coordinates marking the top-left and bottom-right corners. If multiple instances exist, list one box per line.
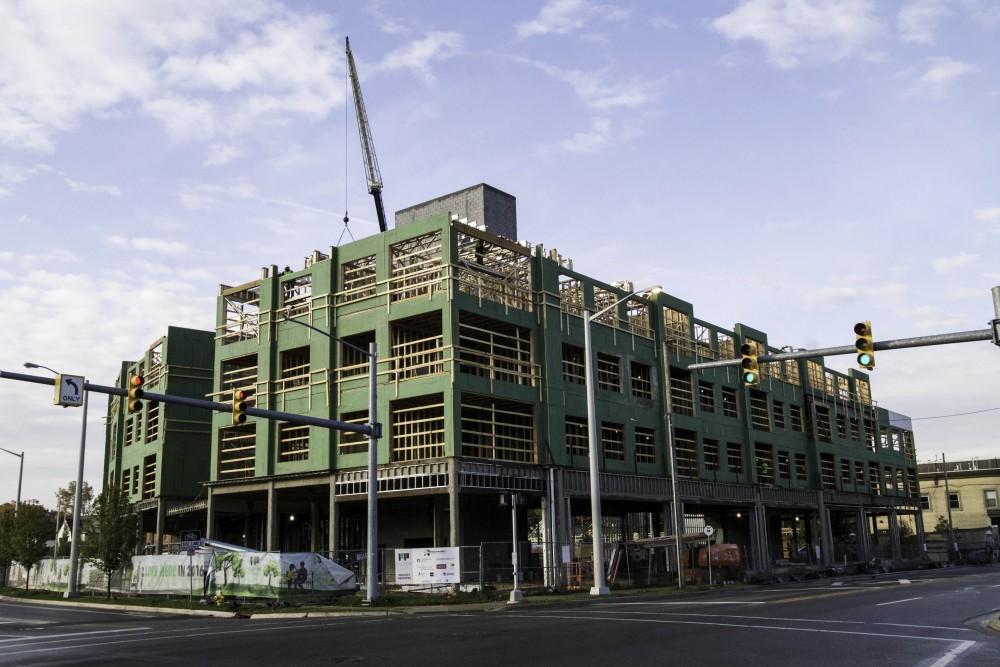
left=283, top=310, right=380, bottom=603
left=583, top=285, right=661, bottom=596
left=24, top=361, right=88, bottom=599
left=0, top=447, right=23, bottom=515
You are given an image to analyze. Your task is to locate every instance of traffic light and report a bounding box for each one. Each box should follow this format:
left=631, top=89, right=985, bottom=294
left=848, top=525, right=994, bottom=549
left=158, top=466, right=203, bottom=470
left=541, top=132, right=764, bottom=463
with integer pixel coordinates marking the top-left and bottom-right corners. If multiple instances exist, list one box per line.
left=127, top=375, right=143, bottom=412
left=854, top=320, right=875, bottom=370
left=740, top=341, right=759, bottom=386
left=232, top=389, right=248, bottom=425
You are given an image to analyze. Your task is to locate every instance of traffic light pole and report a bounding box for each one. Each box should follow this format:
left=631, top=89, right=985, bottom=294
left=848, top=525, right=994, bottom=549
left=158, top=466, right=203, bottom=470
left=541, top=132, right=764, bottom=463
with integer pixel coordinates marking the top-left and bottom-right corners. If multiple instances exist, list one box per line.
left=686, top=327, right=995, bottom=371
left=0, top=371, right=378, bottom=437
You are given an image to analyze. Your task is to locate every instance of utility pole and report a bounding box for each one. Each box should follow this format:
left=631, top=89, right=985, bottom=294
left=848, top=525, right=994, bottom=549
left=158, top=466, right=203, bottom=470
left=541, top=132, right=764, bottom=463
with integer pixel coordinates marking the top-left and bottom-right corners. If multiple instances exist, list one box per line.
left=941, top=453, right=958, bottom=563
left=0, top=447, right=23, bottom=515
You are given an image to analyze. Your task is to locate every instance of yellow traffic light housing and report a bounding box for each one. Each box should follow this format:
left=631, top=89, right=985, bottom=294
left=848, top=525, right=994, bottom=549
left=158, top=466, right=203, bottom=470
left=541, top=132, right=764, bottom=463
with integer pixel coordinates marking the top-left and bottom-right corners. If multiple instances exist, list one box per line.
left=740, top=342, right=760, bottom=386
left=854, top=321, right=875, bottom=370
left=232, top=389, right=248, bottom=425
left=127, top=375, right=143, bottom=412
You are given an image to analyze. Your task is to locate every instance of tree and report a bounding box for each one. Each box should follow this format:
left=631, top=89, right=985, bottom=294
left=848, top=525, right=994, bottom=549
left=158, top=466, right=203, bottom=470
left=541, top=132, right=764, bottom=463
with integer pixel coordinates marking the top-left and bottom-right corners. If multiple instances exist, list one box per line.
left=0, top=504, right=15, bottom=587
left=84, top=486, right=137, bottom=599
left=54, top=481, right=94, bottom=557
left=9, top=503, right=51, bottom=590
left=263, top=559, right=280, bottom=592
left=934, top=515, right=950, bottom=534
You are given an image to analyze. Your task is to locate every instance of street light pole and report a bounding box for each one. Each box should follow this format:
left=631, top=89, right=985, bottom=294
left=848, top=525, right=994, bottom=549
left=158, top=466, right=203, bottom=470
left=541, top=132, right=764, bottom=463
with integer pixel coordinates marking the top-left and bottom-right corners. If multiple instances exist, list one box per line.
left=582, top=285, right=660, bottom=597
left=365, top=341, right=379, bottom=603
left=0, top=447, right=23, bottom=515
left=65, top=388, right=88, bottom=598
left=283, top=312, right=380, bottom=603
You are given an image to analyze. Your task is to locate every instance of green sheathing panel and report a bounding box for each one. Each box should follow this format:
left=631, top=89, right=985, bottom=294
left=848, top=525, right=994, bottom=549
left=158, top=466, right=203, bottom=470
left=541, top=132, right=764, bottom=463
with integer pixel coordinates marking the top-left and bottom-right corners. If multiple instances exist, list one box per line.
left=109, top=328, right=214, bottom=503
left=103, top=361, right=132, bottom=491
left=203, top=210, right=917, bottom=499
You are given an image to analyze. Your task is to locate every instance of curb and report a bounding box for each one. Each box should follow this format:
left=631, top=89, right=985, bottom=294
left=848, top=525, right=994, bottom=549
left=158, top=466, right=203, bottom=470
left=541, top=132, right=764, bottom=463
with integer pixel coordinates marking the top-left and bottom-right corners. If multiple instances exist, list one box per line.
left=0, top=595, right=236, bottom=618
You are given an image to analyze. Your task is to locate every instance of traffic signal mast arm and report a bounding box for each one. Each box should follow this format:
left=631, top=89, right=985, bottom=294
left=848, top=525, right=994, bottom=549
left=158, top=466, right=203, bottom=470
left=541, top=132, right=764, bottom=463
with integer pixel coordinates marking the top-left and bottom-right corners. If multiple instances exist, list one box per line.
left=0, top=370, right=378, bottom=438
left=687, top=327, right=995, bottom=372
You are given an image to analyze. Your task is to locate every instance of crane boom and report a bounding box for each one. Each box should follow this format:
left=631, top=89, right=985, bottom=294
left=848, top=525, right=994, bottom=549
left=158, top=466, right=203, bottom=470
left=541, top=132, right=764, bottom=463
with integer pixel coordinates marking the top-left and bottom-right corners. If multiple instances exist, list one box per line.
left=346, top=36, right=387, bottom=233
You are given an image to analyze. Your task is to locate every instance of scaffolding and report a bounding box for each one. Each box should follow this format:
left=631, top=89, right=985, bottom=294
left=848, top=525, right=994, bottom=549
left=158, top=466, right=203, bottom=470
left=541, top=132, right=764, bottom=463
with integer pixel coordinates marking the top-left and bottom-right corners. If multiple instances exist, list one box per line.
left=391, top=395, right=445, bottom=462
left=340, top=255, right=377, bottom=303
left=390, top=231, right=443, bottom=302
left=458, top=312, right=533, bottom=387
left=455, top=227, right=532, bottom=311
left=601, top=422, right=625, bottom=461
left=338, top=410, right=369, bottom=455
left=142, top=454, right=156, bottom=499
left=460, top=394, right=535, bottom=463
left=391, top=313, right=445, bottom=381
left=279, top=423, right=310, bottom=462
left=220, top=282, right=261, bottom=344
left=559, top=275, right=584, bottom=317
left=282, top=274, right=312, bottom=318
left=218, top=424, right=256, bottom=479
left=565, top=416, right=588, bottom=457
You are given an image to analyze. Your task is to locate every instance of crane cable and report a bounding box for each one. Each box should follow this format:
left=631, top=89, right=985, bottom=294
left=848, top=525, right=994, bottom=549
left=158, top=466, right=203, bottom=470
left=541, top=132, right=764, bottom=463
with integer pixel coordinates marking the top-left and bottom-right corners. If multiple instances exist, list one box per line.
left=338, top=47, right=355, bottom=247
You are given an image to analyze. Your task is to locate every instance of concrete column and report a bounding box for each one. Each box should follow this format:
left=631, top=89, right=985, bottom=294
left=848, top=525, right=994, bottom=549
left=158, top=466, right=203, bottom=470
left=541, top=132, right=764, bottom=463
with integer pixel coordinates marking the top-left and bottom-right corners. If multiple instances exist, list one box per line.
left=205, top=488, right=215, bottom=540
left=266, top=482, right=278, bottom=552
left=915, top=510, right=926, bottom=554
left=448, top=460, right=461, bottom=547
left=817, top=492, right=834, bottom=566
left=328, top=476, right=339, bottom=556
left=154, top=498, right=165, bottom=555
left=889, top=507, right=902, bottom=560
left=749, top=502, right=769, bottom=572
left=309, top=500, right=319, bottom=553
left=136, top=509, right=145, bottom=556
left=856, top=509, right=871, bottom=562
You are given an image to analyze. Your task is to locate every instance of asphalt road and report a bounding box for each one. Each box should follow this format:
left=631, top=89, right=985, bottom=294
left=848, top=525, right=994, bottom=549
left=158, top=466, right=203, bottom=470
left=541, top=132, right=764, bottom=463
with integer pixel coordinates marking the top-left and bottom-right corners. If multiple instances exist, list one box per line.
left=1, top=566, right=998, bottom=666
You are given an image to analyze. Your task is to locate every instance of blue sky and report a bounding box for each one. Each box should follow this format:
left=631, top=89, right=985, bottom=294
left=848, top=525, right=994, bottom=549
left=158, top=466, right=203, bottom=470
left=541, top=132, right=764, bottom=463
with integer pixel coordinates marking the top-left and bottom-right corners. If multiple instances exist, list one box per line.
left=1, top=0, right=998, bottom=504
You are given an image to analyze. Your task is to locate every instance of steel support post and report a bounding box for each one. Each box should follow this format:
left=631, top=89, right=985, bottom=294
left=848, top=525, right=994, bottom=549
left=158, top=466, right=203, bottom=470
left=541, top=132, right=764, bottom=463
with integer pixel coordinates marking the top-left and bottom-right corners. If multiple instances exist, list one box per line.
left=328, top=476, right=339, bottom=557
left=266, top=482, right=278, bottom=552
left=64, top=389, right=88, bottom=599
left=583, top=309, right=609, bottom=596
left=365, top=342, right=379, bottom=604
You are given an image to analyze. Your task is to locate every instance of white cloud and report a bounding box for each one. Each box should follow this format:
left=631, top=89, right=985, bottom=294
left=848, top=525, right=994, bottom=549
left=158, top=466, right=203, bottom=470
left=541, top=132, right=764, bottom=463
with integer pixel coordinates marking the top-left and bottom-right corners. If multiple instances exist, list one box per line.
left=711, top=0, right=882, bottom=69
left=375, top=31, right=464, bottom=84
left=973, top=206, right=1000, bottom=223
left=364, top=1, right=408, bottom=34
left=558, top=117, right=614, bottom=154
left=931, top=252, right=978, bottom=274
left=801, top=282, right=908, bottom=308
left=517, top=58, right=659, bottom=110
left=906, top=57, right=977, bottom=98
left=204, top=143, right=243, bottom=167
left=897, top=0, right=954, bottom=44
left=0, top=2, right=345, bottom=153
left=651, top=16, right=679, bottom=31
left=63, top=177, right=122, bottom=196
left=516, top=0, right=627, bottom=38
left=909, top=304, right=965, bottom=329
left=105, top=235, right=189, bottom=255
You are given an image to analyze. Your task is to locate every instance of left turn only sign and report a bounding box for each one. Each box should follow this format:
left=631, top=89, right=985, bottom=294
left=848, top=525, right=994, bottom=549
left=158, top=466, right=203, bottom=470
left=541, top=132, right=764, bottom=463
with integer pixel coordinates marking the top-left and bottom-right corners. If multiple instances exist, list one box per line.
left=53, top=374, right=85, bottom=407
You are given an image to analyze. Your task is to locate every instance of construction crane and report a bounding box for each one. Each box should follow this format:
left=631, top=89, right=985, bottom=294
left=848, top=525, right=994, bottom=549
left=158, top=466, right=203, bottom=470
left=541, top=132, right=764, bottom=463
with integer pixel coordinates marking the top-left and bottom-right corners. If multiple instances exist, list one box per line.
left=345, top=36, right=387, bottom=233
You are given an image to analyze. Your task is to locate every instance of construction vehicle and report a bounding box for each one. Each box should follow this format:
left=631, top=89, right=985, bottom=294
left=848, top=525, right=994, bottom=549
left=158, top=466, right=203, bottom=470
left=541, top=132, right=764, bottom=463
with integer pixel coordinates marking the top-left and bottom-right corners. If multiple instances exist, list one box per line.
left=345, top=36, right=388, bottom=233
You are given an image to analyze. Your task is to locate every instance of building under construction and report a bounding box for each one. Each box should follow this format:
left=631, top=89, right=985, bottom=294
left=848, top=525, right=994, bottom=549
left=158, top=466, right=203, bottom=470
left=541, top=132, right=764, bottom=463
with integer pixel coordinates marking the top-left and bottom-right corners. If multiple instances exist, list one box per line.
left=103, top=326, right=215, bottom=552
left=142, top=182, right=922, bottom=580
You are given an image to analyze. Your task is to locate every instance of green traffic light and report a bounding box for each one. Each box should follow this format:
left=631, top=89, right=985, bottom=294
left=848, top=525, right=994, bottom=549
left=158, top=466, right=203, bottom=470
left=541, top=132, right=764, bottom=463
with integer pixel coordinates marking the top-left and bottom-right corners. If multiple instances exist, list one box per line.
left=857, top=353, right=873, bottom=367
left=742, top=371, right=757, bottom=384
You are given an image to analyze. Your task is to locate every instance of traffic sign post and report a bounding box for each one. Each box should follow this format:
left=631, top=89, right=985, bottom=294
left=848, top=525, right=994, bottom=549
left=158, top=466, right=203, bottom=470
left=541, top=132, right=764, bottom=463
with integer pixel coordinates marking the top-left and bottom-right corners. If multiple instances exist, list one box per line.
left=53, top=374, right=85, bottom=407
left=703, top=525, right=715, bottom=586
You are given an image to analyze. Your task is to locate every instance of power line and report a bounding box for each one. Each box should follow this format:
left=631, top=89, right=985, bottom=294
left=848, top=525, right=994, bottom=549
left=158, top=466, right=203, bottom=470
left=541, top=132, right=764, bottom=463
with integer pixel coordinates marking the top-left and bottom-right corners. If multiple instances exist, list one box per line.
left=889, top=406, right=1000, bottom=423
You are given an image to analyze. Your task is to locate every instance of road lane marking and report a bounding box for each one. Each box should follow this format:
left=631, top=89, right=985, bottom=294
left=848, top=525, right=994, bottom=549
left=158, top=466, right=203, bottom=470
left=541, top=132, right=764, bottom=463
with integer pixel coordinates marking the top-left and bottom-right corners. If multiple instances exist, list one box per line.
left=0, top=601, right=154, bottom=617
left=1, top=619, right=385, bottom=657
left=0, top=627, right=152, bottom=643
left=875, top=597, right=922, bottom=606
left=507, top=612, right=977, bottom=645
left=594, top=601, right=766, bottom=606
left=546, top=609, right=866, bottom=624
left=928, top=640, right=976, bottom=667
left=0, top=617, right=53, bottom=625
left=873, top=622, right=970, bottom=632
